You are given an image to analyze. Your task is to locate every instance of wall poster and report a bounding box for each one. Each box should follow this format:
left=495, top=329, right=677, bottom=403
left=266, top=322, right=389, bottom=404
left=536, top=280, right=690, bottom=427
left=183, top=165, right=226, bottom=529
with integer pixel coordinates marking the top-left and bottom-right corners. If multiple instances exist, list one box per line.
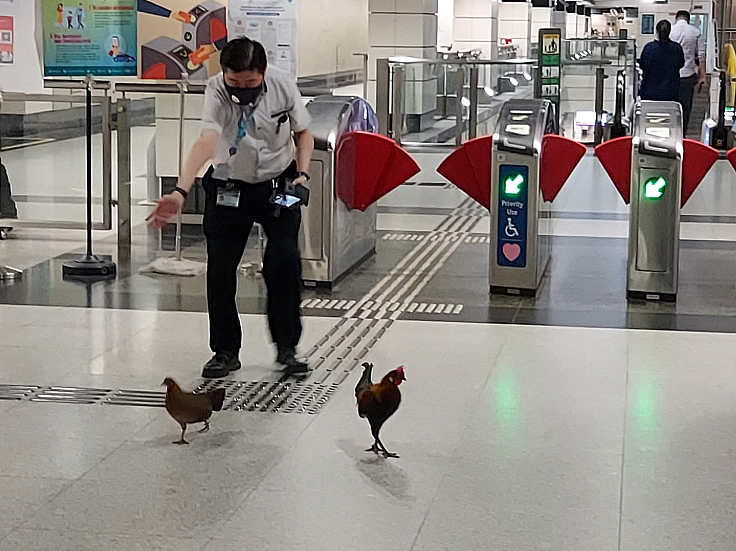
left=0, top=0, right=15, bottom=65
left=138, top=0, right=227, bottom=80
left=42, top=0, right=138, bottom=76
left=228, top=0, right=297, bottom=76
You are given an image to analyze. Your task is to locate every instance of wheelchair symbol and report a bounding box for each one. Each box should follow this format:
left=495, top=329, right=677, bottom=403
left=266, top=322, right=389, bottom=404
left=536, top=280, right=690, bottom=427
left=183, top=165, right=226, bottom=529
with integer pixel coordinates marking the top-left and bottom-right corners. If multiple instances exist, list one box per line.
left=505, top=218, right=519, bottom=238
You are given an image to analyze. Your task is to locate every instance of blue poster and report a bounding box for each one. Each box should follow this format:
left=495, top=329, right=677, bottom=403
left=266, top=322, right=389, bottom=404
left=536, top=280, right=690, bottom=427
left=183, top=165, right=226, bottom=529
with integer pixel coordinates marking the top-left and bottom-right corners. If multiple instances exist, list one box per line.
left=497, top=164, right=529, bottom=268
left=43, top=0, right=138, bottom=76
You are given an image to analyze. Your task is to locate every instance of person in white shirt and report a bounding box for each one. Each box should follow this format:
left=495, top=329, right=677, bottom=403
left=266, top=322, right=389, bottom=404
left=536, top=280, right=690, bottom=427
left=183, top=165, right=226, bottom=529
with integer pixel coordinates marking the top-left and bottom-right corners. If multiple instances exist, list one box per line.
left=148, top=38, right=315, bottom=378
left=670, top=10, right=706, bottom=131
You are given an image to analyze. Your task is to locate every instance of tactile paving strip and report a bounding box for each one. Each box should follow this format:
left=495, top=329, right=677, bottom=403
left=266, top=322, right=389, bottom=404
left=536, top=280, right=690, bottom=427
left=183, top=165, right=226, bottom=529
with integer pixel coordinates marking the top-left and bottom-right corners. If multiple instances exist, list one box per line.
left=0, top=385, right=166, bottom=407
left=0, top=381, right=337, bottom=415
left=197, top=379, right=338, bottom=414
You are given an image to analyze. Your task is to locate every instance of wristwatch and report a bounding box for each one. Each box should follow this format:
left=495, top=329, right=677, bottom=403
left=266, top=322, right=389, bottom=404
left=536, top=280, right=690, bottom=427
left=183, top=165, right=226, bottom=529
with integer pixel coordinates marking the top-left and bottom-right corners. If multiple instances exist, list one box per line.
left=296, top=171, right=310, bottom=182
left=173, top=186, right=189, bottom=200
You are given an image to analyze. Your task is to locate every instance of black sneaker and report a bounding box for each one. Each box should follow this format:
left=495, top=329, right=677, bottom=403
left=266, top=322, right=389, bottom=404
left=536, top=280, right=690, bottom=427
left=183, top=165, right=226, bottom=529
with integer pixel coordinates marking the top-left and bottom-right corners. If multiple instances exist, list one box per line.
left=202, top=352, right=241, bottom=379
left=276, top=345, right=310, bottom=374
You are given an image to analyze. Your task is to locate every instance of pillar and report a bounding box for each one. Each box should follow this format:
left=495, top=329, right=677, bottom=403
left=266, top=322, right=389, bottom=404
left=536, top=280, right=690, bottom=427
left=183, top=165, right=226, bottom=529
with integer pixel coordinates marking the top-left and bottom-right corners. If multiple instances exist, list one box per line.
left=453, top=0, right=499, bottom=60
left=368, top=0, right=439, bottom=131
left=498, top=0, right=531, bottom=58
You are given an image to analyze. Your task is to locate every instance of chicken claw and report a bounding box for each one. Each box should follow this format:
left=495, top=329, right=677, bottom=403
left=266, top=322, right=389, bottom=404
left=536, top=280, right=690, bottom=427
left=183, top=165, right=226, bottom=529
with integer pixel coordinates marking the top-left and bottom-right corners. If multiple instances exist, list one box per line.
left=199, top=420, right=210, bottom=433
left=174, top=427, right=189, bottom=445
left=365, top=443, right=380, bottom=454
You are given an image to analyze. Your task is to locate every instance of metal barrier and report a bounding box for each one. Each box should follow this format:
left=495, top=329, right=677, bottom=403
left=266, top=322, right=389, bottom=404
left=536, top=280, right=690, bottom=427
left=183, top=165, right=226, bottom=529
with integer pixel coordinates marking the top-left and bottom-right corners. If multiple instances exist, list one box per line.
left=114, top=80, right=206, bottom=253
left=596, top=100, right=720, bottom=301
left=375, top=57, right=537, bottom=148
left=0, top=79, right=113, bottom=231
left=437, top=99, right=586, bottom=296
left=302, top=96, right=380, bottom=286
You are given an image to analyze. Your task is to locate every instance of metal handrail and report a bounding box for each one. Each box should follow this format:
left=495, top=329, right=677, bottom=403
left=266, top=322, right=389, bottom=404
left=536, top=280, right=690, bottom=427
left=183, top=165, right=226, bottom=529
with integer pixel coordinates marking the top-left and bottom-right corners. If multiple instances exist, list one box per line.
left=387, top=56, right=536, bottom=66
left=115, top=81, right=207, bottom=95
left=1, top=92, right=106, bottom=104
left=44, top=78, right=112, bottom=90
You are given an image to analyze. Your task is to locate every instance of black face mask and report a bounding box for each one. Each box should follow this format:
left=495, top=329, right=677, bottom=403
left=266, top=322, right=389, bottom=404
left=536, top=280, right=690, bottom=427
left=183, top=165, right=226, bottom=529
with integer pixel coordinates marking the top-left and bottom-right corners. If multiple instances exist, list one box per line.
left=224, top=83, right=263, bottom=105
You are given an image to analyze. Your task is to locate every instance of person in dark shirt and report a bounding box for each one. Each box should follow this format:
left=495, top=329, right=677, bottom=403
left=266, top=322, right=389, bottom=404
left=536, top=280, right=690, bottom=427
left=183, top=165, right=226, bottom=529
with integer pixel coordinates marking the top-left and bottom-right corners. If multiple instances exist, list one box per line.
left=639, top=20, right=685, bottom=102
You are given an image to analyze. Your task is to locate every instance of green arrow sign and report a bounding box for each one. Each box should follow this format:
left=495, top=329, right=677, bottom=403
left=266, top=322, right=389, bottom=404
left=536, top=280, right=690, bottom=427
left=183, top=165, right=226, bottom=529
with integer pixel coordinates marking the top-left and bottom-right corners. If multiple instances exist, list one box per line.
left=504, top=174, right=524, bottom=196
left=644, top=176, right=666, bottom=199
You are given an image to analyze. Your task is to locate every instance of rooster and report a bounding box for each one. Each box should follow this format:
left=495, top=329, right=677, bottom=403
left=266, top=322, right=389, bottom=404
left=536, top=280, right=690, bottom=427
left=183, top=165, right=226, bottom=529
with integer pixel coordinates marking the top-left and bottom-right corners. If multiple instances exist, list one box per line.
left=355, top=362, right=406, bottom=458
left=162, top=378, right=226, bottom=445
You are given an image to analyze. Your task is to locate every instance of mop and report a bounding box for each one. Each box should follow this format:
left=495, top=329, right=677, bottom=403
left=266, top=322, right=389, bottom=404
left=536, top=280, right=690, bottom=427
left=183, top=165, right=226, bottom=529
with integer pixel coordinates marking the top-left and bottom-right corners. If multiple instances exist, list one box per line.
left=140, top=76, right=206, bottom=277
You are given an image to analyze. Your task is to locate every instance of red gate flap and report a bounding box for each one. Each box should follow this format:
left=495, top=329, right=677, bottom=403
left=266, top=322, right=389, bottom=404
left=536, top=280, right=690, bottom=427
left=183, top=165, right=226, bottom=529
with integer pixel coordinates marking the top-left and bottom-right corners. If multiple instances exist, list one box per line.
left=436, top=136, right=493, bottom=210
left=540, top=134, right=586, bottom=202
left=594, top=136, right=633, bottom=204
left=681, top=139, right=719, bottom=207
left=335, top=131, right=420, bottom=212
left=727, top=147, right=736, bottom=171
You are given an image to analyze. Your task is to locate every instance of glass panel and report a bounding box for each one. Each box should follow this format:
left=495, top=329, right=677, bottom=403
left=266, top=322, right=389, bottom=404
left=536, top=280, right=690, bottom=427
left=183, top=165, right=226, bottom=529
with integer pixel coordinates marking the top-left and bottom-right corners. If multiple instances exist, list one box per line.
left=1, top=90, right=110, bottom=227
left=390, top=58, right=536, bottom=146
left=558, top=38, right=637, bottom=143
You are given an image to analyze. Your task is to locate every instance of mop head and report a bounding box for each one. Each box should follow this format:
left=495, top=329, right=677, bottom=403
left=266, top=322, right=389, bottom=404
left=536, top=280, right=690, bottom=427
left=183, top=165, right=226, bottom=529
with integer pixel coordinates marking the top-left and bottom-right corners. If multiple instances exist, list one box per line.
left=139, top=256, right=206, bottom=277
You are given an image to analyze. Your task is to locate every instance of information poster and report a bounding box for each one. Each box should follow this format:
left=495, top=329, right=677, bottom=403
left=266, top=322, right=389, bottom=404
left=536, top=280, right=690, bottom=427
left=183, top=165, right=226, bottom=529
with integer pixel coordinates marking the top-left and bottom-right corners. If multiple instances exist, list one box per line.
left=228, top=0, right=297, bottom=76
left=138, top=0, right=227, bottom=80
left=42, top=0, right=137, bottom=76
left=0, top=0, right=14, bottom=65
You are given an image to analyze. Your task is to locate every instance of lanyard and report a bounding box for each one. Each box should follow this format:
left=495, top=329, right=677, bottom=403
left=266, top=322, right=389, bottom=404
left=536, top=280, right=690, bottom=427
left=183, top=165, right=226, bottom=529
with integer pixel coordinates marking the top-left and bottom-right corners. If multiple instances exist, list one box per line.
left=230, top=108, right=256, bottom=156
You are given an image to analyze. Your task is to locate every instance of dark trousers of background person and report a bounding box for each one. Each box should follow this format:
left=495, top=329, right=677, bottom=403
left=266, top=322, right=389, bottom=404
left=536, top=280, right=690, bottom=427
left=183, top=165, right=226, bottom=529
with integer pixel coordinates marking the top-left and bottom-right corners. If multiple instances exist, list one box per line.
left=202, top=162, right=302, bottom=357
left=678, top=74, right=698, bottom=133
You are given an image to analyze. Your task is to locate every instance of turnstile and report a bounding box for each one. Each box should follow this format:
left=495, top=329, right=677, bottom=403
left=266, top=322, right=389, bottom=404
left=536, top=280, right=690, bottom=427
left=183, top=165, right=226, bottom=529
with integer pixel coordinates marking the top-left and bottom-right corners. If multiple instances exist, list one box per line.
left=627, top=102, right=683, bottom=300
left=596, top=100, right=719, bottom=301
left=301, top=96, right=378, bottom=286
left=437, top=99, right=586, bottom=296
left=301, top=95, right=420, bottom=287
left=489, top=100, right=556, bottom=295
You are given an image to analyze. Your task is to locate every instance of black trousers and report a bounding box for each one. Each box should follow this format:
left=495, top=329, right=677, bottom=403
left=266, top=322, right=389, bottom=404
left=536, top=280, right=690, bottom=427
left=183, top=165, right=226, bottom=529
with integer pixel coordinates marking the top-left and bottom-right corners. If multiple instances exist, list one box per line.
left=678, top=75, right=698, bottom=133
left=202, top=163, right=302, bottom=355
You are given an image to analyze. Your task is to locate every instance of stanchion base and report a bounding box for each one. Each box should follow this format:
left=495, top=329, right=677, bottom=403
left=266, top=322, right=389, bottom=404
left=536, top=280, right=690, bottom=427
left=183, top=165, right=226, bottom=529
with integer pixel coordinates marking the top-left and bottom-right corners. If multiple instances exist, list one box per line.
left=0, top=266, right=22, bottom=281
left=62, top=254, right=117, bottom=280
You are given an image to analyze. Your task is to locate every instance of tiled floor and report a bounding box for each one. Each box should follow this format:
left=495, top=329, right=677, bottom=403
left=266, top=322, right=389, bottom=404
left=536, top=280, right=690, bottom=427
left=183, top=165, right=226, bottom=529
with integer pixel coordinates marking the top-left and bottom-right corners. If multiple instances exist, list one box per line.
left=4, top=121, right=736, bottom=549
left=1, top=308, right=736, bottom=550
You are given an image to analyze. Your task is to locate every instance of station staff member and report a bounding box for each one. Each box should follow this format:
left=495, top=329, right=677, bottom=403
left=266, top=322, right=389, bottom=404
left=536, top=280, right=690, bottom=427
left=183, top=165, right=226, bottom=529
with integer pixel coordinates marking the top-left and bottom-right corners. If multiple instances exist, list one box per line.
left=148, top=38, right=314, bottom=378
left=671, top=10, right=706, bottom=132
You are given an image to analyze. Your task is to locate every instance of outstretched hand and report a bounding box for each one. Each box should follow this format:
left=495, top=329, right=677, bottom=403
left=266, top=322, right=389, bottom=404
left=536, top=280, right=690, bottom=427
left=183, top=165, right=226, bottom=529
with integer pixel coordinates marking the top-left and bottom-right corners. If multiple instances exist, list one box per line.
left=146, top=193, right=184, bottom=229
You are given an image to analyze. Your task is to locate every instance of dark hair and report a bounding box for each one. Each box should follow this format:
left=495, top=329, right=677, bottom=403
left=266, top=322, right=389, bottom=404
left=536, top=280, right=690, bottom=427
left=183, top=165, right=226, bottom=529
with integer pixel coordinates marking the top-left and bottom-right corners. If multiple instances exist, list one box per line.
left=676, top=10, right=690, bottom=20
left=220, top=38, right=268, bottom=74
left=656, top=20, right=671, bottom=41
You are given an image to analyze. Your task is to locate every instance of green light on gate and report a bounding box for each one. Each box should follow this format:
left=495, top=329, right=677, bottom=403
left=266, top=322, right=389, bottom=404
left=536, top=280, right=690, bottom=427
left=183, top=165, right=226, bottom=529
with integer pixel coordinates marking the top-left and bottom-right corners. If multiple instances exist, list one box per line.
left=644, top=176, right=666, bottom=199
left=504, top=173, right=525, bottom=196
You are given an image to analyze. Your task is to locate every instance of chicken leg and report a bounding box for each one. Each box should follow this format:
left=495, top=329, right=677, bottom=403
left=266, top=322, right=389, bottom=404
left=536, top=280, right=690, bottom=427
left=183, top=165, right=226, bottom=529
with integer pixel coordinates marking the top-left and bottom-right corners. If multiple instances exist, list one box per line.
left=376, top=435, right=399, bottom=459
left=199, top=420, right=210, bottom=433
left=174, top=424, right=189, bottom=445
left=367, top=426, right=399, bottom=458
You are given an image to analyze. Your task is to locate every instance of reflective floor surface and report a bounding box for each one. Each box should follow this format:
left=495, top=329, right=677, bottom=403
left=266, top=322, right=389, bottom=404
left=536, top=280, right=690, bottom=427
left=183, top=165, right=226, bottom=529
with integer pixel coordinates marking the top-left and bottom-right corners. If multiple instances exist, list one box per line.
left=1, top=306, right=735, bottom=550
left=3, top=131, right=736, bottom=550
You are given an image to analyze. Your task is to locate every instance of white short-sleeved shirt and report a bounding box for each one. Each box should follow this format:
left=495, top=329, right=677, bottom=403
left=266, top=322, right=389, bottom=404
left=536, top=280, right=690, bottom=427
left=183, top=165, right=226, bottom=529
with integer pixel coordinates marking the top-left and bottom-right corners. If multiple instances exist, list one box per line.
left=201, top=66, right=311, bottom=183
left=670, top=19, right=705, bottom=79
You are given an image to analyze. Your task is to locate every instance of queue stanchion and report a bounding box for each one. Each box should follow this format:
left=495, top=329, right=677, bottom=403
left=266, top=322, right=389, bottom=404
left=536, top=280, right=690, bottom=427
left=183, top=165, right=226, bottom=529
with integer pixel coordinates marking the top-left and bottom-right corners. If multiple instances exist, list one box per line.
left=62, top=74, right=117, bottom=280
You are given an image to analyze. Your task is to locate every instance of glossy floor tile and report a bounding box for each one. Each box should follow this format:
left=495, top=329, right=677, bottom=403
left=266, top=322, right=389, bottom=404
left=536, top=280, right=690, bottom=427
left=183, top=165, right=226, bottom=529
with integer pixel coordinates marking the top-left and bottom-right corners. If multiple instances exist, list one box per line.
left=0, top=312, right=734, bottom=549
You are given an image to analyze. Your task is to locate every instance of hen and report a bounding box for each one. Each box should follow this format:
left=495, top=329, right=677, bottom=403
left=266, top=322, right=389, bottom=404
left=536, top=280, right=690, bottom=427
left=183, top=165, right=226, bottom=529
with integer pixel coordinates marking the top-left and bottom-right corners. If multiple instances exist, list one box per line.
left=355, top=362, right=406, bottom=458
left=162, top=378, right=226, bottom=445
